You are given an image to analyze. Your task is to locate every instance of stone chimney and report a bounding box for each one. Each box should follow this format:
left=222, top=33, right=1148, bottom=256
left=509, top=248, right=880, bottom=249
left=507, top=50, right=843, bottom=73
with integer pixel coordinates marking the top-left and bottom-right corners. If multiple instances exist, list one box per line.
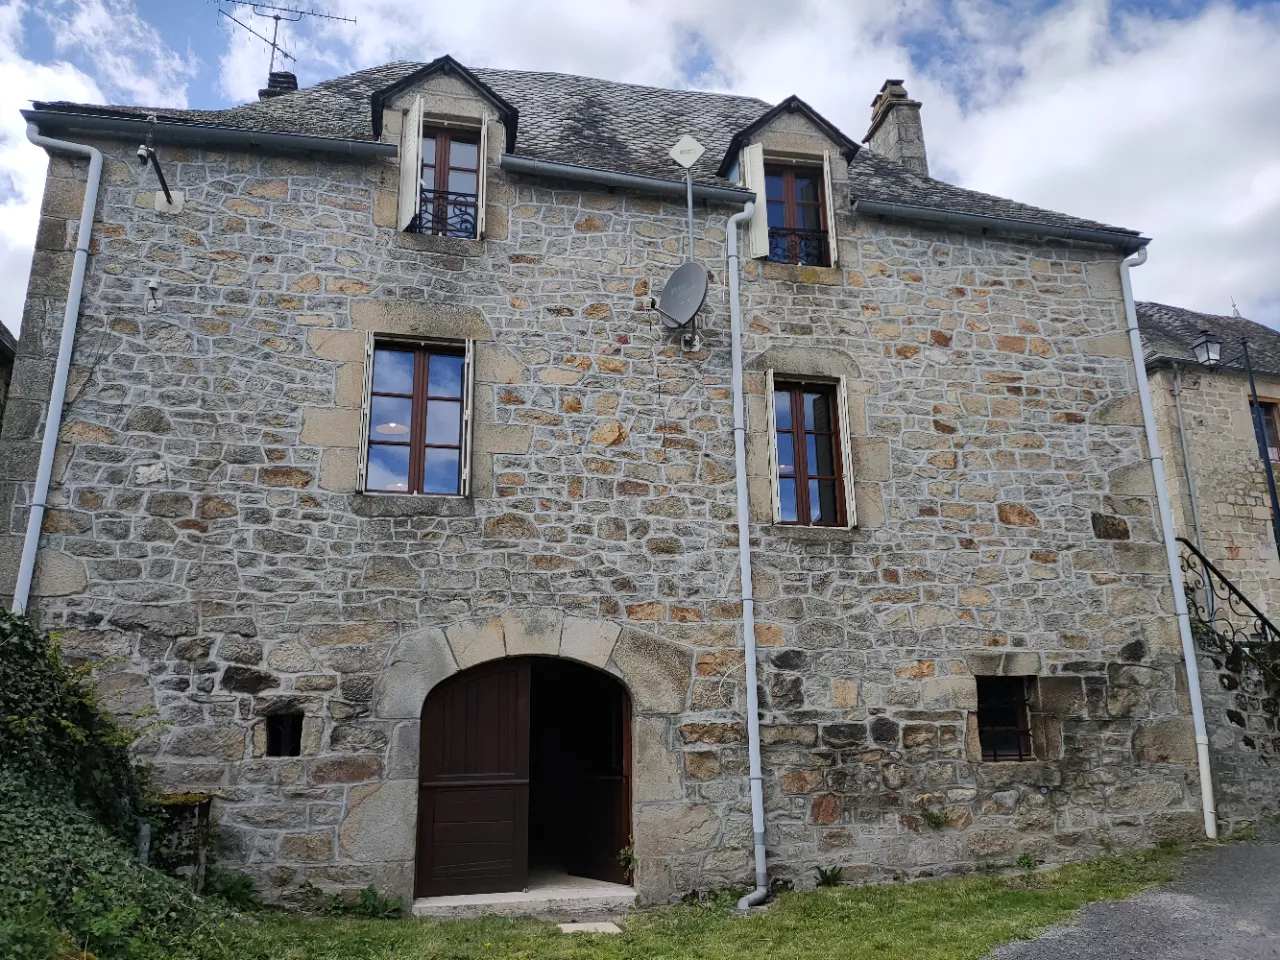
left=863, top=79, right=928, bottom=177
left=258, top=71, right=298, bottom=101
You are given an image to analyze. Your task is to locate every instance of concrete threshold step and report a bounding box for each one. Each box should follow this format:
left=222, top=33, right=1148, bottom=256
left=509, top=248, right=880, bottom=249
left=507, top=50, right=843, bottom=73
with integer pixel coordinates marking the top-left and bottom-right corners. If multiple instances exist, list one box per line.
left=412, top=873, right=635, bottom=923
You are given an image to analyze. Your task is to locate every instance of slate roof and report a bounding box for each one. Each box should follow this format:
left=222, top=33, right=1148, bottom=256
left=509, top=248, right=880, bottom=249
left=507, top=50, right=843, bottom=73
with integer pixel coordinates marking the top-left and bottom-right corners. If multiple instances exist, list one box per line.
left=30, top=59, right=1141, bottom=238
left=1137, top=302, right=1280, bottom=379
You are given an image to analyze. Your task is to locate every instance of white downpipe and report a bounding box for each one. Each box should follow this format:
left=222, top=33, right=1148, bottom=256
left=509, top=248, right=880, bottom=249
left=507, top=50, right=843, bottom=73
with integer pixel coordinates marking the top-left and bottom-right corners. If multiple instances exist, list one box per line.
left=11, top=125, right=103, bottom=613
left=1120, top=247, right=1218, bottom=839
left=725, top=202, right=769, bottom=911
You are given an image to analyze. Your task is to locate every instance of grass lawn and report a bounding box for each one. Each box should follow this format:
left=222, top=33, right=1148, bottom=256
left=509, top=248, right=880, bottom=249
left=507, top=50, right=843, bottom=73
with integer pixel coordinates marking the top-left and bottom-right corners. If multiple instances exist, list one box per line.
left=187, top=847, right=1183, bottom=960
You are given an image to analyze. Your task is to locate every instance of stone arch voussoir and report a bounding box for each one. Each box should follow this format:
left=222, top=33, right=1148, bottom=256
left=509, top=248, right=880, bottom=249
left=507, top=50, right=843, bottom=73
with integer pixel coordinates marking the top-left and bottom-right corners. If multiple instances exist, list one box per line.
left=372, top=608, right=696, bottom=721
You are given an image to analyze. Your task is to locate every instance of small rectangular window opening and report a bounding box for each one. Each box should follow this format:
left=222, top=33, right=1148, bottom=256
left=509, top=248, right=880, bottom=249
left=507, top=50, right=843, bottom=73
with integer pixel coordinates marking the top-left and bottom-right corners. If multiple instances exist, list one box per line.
left=1253, top=400, right=1280, bottom=462
left=976, top=677, right=1035, bottom=762
left=365, top=341, right=467, bottom=496
left=266, top=713, right=303, bottom=757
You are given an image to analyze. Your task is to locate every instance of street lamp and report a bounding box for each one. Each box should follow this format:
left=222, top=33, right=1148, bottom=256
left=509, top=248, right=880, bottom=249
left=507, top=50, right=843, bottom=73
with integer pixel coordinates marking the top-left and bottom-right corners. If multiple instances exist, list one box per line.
left=1192, top=328, right=1280, bottom=561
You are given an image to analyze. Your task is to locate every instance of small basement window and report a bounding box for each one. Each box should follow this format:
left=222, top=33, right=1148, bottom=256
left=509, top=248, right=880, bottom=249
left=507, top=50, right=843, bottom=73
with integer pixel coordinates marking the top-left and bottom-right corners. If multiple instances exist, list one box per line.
left=266, top=713, right=303, bottom=757
left=976, top=677, right=1034, bottom=762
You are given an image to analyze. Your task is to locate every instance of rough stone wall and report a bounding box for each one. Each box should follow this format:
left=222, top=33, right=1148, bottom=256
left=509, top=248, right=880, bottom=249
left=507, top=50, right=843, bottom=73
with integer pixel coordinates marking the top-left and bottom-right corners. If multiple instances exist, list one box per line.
left=2, top=118, right=1201, bottom=904
left=1148, top=365, right=1280, bottom=830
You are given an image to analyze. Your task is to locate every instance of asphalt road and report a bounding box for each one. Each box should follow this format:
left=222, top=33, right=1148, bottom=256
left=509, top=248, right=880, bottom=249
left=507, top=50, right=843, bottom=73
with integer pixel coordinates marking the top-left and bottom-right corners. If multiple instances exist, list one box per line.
left=989, top=833, right=1280, bottom=960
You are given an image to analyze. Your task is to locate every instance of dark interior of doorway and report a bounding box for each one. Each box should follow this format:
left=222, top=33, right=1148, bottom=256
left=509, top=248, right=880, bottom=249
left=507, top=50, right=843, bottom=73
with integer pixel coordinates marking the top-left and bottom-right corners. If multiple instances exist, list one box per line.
left=528, top=658, right=630, bottom=885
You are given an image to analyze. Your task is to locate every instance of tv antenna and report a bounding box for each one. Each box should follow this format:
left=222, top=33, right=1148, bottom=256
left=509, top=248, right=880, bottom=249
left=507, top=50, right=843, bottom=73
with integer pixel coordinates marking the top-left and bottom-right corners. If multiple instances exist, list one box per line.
left=216, top=2, right=356, bottom=74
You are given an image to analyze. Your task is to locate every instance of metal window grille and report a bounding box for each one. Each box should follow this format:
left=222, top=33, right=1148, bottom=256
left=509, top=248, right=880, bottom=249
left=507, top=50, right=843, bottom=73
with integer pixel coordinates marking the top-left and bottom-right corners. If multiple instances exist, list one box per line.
left=408, top=187, right=479, bottom=238
left=767, top=228, right=829, bottom=266
left=976, top=676, right=1035, bottom=762
left=266, top=713, right=303, bottom=757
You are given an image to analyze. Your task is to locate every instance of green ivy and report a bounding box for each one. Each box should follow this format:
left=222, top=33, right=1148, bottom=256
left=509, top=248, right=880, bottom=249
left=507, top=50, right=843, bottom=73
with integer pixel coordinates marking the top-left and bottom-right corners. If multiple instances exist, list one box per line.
left=0, top=609, right=149, bottom=838
left=0, top=611, right=228, bottom=959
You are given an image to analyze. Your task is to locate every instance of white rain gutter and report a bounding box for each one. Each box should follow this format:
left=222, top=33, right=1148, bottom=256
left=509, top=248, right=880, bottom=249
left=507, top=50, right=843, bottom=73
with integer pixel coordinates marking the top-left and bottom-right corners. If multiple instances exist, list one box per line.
left=12, top=124, right=102, bottom=613
left=725, top=201, right=770, bottom=911
left=1120, top=247, right=1218, bottom=839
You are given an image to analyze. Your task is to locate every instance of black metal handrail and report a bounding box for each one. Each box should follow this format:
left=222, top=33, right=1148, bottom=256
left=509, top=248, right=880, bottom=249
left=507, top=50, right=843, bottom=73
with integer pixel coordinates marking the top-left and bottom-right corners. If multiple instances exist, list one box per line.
left=768, top=227, right=828, bottom=267
left=408, top=187, right=477, bottom=238
left=1178, top=537, right=1280, bottom=690
left=1178, top=537, right=1280, bottom=644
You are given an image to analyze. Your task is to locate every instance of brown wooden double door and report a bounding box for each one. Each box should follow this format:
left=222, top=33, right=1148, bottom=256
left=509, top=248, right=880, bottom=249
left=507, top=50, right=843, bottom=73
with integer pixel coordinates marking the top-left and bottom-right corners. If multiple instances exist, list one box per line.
left=415, top=658, right=631, bottom=898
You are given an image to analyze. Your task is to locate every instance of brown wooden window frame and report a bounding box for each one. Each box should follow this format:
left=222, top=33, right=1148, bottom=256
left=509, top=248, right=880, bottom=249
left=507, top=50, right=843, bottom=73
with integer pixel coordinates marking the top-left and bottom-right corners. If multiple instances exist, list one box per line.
left=975, top=676, right=1035, bottom=762
left=413, top=127, right=481, bottom=239
left=764, top=163, right=830, bottom=267
left=771, top=379, right=848, bottom=527
left=1252, top=399, right=1280, bottom=462
left=362, top=338, right=472, bottom=497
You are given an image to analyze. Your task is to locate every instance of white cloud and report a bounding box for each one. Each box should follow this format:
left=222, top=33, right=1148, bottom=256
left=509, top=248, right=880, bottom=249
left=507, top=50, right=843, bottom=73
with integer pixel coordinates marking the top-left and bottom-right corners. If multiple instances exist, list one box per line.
left=38, top=0, right=196, bottom=107
left=925, top=1, right=1280, bottom=325
left=5, top=0, right=1278, bottom=338
left=0, top=0, right=102, bottom=336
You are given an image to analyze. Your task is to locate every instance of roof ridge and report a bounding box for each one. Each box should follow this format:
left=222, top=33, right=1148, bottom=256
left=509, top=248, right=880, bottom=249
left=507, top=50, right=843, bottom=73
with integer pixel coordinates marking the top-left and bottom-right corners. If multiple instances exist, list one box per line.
left=472, top=65, right=771, bottom=106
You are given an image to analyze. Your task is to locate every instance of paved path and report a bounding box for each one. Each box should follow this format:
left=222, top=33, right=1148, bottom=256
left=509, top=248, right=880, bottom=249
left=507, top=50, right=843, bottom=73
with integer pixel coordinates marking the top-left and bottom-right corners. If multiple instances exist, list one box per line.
left=989, top=834, right=1280, bottom=960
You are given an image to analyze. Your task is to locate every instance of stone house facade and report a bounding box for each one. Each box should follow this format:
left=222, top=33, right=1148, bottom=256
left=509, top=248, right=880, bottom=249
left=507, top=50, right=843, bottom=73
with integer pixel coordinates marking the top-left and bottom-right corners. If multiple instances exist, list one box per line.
left=3, top=57, right=1210, bottom=905
left=1139, top=301, right=1280, bottom=829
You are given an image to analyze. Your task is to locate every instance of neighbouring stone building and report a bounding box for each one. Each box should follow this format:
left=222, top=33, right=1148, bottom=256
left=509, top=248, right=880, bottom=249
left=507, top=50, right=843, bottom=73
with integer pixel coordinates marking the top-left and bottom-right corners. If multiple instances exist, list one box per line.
left=1139, top=301, right=1280, bottom=829
left=0, top=322, right=16, bottom=433
left=3, top=57, right=1214, bottom=906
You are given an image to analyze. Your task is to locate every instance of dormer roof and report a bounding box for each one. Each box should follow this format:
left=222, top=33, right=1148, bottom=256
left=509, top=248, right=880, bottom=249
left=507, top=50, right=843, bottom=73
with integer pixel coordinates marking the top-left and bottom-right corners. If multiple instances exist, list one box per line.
left=715, top=95, right=860, bottom=177
left=368, top=54, right=519, bottom=149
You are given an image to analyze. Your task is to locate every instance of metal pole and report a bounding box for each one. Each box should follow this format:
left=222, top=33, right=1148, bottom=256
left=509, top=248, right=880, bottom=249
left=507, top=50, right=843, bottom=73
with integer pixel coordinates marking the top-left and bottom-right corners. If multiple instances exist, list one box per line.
left=1241, top=339, right=1280, bottom=561
left=685, top=167, right=695, bottom=261
left=1172, top=364, right=1212, bottom=617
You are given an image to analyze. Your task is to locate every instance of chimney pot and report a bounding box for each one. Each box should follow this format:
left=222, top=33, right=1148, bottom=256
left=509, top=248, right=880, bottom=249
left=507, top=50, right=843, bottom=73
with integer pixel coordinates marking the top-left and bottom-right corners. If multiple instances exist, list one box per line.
left=258, top=71, right=298, bottom=101
left=864, top=79, right=929, bottom=178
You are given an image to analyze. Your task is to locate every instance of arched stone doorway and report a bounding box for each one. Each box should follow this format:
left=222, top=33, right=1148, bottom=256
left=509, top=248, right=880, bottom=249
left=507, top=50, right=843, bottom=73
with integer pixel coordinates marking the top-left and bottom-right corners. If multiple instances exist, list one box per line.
left=414, top=655, right=632, bottom=898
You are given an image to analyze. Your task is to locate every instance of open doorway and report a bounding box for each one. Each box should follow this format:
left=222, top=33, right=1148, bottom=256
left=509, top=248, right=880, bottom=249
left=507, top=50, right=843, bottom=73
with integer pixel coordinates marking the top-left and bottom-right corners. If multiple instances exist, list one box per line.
left=528, top=659, right=631, bottom=884
left=415, top=656, right=632, bottom=898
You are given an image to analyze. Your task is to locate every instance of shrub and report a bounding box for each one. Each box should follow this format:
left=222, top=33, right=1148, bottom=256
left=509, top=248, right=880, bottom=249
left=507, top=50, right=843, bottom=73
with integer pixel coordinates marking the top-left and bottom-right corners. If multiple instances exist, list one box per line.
left=0, top=611, right=226, bottom=958
left=0, top=610, right=148, bottom=838
left=0, top=773, right=224, bottom=959
left=292, top=881, right=404, bottom=919
left=814, top=865, right=845, bottom=887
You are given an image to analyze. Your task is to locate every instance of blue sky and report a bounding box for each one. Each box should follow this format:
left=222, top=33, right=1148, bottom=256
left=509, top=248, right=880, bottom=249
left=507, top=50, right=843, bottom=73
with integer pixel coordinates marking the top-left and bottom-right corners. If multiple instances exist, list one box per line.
left=2, top=0, right=1279, bottom=335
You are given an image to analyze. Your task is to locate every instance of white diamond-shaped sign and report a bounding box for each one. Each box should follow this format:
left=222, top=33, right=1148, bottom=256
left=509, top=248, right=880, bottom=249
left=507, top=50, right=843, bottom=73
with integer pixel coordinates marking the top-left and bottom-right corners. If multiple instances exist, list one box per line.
left=668, top=134, right=705, bottom=169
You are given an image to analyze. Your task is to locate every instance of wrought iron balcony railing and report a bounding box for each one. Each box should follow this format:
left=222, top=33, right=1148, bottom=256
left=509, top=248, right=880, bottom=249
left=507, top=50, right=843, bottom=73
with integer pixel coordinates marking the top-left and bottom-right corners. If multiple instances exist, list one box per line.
left=1178, top=536, right=1280, bottom=687
left=768, top=228, right=829, bottom=267
left=408, top=188, right=478, bottom=238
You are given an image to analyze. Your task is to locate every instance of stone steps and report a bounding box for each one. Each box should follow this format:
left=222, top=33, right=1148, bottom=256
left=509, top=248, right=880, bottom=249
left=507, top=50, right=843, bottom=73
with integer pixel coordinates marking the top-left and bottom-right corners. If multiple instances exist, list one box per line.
left=412, top=873, right=635, bottom=923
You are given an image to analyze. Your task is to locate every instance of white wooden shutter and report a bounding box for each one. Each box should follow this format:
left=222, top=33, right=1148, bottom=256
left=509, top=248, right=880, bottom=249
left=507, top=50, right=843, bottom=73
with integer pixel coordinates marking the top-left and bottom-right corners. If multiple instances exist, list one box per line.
left=397, top=96, right=424, bottom=231
left=356, top=333, right=374, bottom=491
left=765, top=368, right=780, bottom=523
left=742, top=143, right=769, bottom=260
left=822, top=150, right=839, bottom=268
left=475, top=120, right=488, bottom=239
left=460, top=339, right=476, bottom=496
left=836, top=374, right=857, bottom=528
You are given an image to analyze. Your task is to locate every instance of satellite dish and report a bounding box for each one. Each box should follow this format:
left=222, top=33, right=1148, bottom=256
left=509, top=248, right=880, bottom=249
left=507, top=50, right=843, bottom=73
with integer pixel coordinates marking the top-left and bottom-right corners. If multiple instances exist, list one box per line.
left=658, top=262, right=709, bottom=330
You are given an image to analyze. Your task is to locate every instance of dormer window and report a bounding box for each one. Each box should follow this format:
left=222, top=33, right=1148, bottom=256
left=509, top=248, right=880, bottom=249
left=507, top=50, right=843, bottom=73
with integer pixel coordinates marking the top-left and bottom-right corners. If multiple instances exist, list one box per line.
left=410, top=129, right=480, bottom=238
left=765, top=164, right=827, bottom=266
left=740, top=143, right=839, bottom=269
left=396, top=97, right=488, bottom=240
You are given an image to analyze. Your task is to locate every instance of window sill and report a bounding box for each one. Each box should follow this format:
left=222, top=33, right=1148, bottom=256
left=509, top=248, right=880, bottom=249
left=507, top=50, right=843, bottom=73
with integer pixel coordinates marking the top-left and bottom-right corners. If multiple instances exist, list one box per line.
left=393, top=232, right=483, bottom=257
left=768, top=523, right=862, bottom=542
left=351, top=494, right=475, bottom=518
left=759, top=260, right=842, bottom=286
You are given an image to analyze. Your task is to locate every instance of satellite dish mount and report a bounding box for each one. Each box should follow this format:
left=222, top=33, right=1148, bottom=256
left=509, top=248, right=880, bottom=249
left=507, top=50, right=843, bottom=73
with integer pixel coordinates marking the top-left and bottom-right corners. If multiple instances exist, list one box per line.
left=664, top=135, right=708, bottom=351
